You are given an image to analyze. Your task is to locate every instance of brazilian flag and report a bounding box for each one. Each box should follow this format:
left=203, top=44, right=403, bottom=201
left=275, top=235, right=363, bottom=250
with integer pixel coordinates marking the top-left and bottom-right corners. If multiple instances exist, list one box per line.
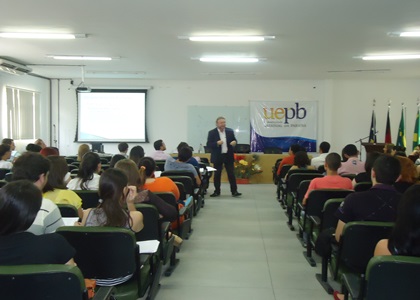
left=413, top=109, right=419, bottom=150
left=396, top=108, right=406, bottom=147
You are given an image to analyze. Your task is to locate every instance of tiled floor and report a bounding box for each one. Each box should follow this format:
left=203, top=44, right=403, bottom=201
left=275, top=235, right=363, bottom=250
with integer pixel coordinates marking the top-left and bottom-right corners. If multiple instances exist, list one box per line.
left=157, top=184, right=332, bottom=300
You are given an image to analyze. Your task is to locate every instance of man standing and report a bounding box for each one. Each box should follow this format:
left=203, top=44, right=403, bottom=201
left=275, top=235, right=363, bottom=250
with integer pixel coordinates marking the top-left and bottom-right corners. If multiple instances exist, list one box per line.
left=207, top=117, right=241, bottom=197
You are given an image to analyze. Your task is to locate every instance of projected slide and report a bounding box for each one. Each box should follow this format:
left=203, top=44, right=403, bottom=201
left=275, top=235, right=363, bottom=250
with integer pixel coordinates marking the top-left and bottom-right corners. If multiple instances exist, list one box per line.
left=77, top=90, right=147, bottom=142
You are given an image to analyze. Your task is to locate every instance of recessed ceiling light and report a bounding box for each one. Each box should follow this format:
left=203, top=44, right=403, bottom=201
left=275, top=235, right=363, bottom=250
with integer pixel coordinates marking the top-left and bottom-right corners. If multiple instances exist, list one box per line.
left=47, top=55, right=115, bottom=61
left=362, top=54, right=420, bottom=60
left=183, top=35, right=275, bottom=42
left=198, top=57, right=260, bottom=63
left=399, top=32, right=420, bottom=37
left=0, top=33, right=86, bottom=39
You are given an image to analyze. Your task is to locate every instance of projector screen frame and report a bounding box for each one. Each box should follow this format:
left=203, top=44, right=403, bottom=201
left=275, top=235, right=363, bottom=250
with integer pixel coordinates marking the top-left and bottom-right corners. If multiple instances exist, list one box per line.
left=75, top=88, right=149, bottom=143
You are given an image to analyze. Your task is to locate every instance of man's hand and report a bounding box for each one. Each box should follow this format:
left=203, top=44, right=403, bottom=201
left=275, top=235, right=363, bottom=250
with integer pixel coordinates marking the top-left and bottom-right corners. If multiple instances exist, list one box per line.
left=217, top=140, right=223, bottom=145
left=230, top=140, right=237, bottom=147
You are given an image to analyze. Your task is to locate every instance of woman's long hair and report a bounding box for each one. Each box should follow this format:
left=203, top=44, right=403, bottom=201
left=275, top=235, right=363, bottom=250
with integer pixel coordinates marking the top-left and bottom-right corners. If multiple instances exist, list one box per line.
left=77, top=152, right=101, bottom=190
left=388, top=185, right=420, bottom=256
left=98, top=168, right=131, bottom=227
left=43, top=156, right=68, bottom=192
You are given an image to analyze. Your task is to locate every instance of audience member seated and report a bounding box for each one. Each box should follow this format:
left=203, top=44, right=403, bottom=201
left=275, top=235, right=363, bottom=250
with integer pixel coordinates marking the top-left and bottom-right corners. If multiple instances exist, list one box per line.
left=311, top=141, right=330, bottom=169
left=383, top=143, right=395, bottom=155
left=12, top=152, right=64, bottom=234
left=335, top=155, right=402, bottom=242
left=34, top=138, right=47, bottom=149
left=43, top=156, right=84, bottom=219
left=26, top=143, right=42, bottom=153
left=78, top=168, right=143, bottom=286
left=337, top=144, right=365, bottom=175
left=0, top=180, right=75, bottom=266
left=67, top=152, right=101, bottom=190
left=114, top=159, right=177, bottom=222
left=392, top=145, right=407, bottom=157
left=176, top=142, right=199, bottom=167
left=353, top=151, right=381, bottom=186
left=118, top=142, right=129, bottom=158
left=109, top=154, right=126, bottom=168
left=2, top=138, right=20, bottom=162
left=276, top=144, right=302, bottom=176
left=303, top=153, right=353, bottom=206
left=129, top=145, right=145, bottom=167
left=150, top=139, right=171, bottom=160
left=393, top=156, right=418, bottom=193
left=0, top=144, right=13, bottom=169
left=165, top=146, right=201, bottom=186
left=77, top=144, right=90, bottom=162
left=40, top=147, right=59, bottom=157
left=139, top=157, right=180, bottom=201
left=288, top=151, right=315, bottom=174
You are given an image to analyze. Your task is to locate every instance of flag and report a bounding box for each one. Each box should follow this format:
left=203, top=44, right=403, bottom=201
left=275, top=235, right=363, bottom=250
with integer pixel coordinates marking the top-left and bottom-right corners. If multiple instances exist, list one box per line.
left=396, top=108, right=406, bottom=147
left=368, top=110, right=377, bottom=143
left=413, top=108, right=420, bottom=150
left=385, top=109, right=392, bottom=143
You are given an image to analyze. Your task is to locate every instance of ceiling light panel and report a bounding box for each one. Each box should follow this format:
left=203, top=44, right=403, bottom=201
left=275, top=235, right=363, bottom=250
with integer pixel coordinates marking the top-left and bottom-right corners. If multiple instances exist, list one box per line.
left=362, top=54, right=420, bottom=60
left=184, top=35, right=275, bottom=42
left=198, top=57, right=260, bottom=63
left=0, top=33, right=86, bottom=39
left=47, top=55, right=115, bottom=61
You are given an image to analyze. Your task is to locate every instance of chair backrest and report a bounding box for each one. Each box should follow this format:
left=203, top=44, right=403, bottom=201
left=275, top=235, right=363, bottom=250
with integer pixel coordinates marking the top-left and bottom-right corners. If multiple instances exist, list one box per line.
left=263, top=147, right=282, bottom=154
left=65, top=157, right=76, bottom=164
left=100, top=158, right=109, bottom=165
left=296, top=180, right=312, bottom=204
left=341, top=174, right=356, bottom=180
left=154, top=160, right=166, bottom=171
left=4, top=172, right=12, bottom=182
left=134, top=204, right=160, bottom=241
left=57, top=226, right=137, bottom=279
left=321, top=198, right=345, bottom=230
left=161, top=172, right=195, bottom=193
left=354, top=182, right=372, bottom=192
left=101, top=164, right=110, bottom=171
left=71, top=161, right=80, bottom=167
left=339, top=221, right=394, bottom=274
left=174, top=181, right=187, bottom=201
left=57, top=204, right=79, bottom=217
left=0, top=168, right=9, bottom=180
left=0, top=180, right=6, bottom=188
left=278, top=164, right=292, bottom=179
left=234, top=144, right=250, bottom=154
left=287, top=173, right=324, bottom=193
left=365, top=255, right=420, bottom=300
left=73, top=190, right=100, bottom=209
left=199, top=157, right=210, bottom=164
left=0, top=264, right=87, bottom=300
left=305, top=189, right=354, bottom=218
left=68, top=164, right=78, bottom=172
left=153, top=192, right=177, bottom=208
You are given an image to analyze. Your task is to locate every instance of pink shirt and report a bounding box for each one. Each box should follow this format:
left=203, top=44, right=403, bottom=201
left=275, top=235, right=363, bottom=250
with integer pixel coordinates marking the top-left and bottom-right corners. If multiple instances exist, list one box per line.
left=338, top=157, right=365, bottom=175
left=304, top=175, right=353, bottom=204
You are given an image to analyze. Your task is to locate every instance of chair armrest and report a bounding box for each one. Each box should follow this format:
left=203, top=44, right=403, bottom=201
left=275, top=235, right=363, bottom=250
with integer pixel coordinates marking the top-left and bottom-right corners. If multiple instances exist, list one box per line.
left=179, top=206, right=187, bottom=215
left=161, top=221, right=170, bottom=235
left=298, top=202, right=305, bottom=211
left=93, top=286, right=115, bottom=300
left=342, top=273, right=362, bottom=300
left=291, top=192, right=297, bottom=199
left=139, top=253, right=152, bottom=266
left=309, top=215, right=321, bottom=226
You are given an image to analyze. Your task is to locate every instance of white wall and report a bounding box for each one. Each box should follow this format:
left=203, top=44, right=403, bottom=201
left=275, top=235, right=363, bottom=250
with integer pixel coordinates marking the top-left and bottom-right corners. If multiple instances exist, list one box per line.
left=0, top=72, right=50, bottom=153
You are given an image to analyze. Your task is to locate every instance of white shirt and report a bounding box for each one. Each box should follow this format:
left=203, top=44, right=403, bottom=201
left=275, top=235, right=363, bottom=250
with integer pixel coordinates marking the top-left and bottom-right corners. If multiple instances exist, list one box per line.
left=0, top=160, right=13, bottom=169
left=311, top=153, right=329, bottom=169
left=67, top=173, right=100, bottom=190
left=218, top=129, right=228, bottom=154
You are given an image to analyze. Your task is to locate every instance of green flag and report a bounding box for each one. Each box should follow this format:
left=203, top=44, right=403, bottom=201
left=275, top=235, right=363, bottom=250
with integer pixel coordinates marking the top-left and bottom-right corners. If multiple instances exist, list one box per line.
left=396, top=108, right=406, bottom=147
left=413, top=108, right=420, bottom=150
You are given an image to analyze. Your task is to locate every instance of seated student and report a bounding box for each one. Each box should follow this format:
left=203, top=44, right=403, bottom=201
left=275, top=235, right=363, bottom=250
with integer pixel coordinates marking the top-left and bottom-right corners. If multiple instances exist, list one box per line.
left=26, top=143, right=42, bottom=153
left=77, top=144, right=90, bottom=162
left=303, top=153, right=353, bottom=206
left=0, top=180, right=75, bottom=266
left=165, top=146, right=201, bottom=186
left=79, top=168, right=143, bottom=286
left=383, top=143, right=395, bottom=155
left=118, top=142, right=129, bottom=158
left=139, top=157, right=180, bottom=201
left=109, top=154, right=126, bottom=168
left=1, top=138, right=20, bottom=162
left=34, top=138, right=47, bottom=149
left=12, top=152, right=65, bottom=235
left=67, top=152, right=101, bottom=190
left=114, top=159, right=177, bottom=222
left=150, top=139, right=171, bottom=160
left=393, top=156, right=418, bottom=193
left=392, top=145, right=407, bottom=157
left=0, top=144, right=13, bottom=169
left=335, top=155, right=402, bottom=242
left=40, top=147, right=59, bottom=157
left=276, top=144, right=302, bottom=176
left=288, top=151, right=315, bottom=173
left=353, top=151, right=381, bottom=186
left=43, top=156, right=84, bottom=219
left=338, top=144, right=365, bottom=175
left=129, top=145, right=145, bottom=167
left=176, top=142, right=199, bottom=167
left=311, top=141, right=330, bottom=169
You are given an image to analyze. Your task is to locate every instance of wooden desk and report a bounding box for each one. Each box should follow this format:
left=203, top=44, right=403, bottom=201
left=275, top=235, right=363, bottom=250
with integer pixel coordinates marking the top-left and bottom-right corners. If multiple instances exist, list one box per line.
left=195, top=153, right=286, bottom=184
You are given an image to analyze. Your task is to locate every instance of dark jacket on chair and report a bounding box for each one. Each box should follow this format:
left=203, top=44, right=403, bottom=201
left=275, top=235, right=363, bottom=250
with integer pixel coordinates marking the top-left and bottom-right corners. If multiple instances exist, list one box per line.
left=206, top=127, right=237, bottom=164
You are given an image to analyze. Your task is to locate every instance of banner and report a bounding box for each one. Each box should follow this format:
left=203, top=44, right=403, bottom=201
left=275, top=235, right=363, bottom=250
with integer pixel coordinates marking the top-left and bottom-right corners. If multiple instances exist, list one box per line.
left=250, top=101, right=317, bottom=152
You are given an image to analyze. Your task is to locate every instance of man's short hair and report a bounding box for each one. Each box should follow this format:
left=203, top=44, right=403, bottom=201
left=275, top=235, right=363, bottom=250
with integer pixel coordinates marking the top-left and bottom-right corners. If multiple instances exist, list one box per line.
left=178, top=147, right=192, bottom=162
left=373, top=155, right=401, bottom=185
left=216, top=116, right=225, bottom=123
left=153, top=139, right=163, bottom=150
left=12, top=152, right=50, bottom=182
left=325, top=152, right=341, bottom=171
left=177, top=142, right=189, bottom=152
left=1, top=138, right=13, bottom=146
left=290, top=144, right=302, bottom=154
left=342, top=144, right=358, bottom=157
left=26, top=143, right=42, bottom=153
left=319, top=141, right=330, bottom=153
left=118, top=142, right=129, bottom=152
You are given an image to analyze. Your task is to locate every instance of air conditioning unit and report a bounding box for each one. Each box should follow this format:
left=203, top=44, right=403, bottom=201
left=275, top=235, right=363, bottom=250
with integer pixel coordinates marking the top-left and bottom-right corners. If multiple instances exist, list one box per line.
left=0, top=58, right=32, bottom=75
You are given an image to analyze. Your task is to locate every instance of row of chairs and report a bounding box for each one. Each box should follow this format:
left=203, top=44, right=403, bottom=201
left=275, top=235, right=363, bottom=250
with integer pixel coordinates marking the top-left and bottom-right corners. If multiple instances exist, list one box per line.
left=273, top=161, right=420, bottom=299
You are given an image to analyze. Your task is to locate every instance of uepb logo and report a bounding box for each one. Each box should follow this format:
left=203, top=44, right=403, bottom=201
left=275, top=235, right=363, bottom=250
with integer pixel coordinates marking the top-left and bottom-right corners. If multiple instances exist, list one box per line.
left=263, top=102, right=307, bottom=124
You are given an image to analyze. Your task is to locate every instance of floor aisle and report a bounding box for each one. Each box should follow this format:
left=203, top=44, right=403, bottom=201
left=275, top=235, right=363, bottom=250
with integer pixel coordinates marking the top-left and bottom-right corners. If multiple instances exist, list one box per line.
left=157, top=184, right=331, bottom=300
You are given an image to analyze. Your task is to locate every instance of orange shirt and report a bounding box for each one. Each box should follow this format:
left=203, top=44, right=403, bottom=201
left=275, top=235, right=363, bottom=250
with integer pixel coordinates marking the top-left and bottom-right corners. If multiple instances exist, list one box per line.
left=277, top=155, right=295, bottom=175
left=144, top=177, right=180, bottom=200
left=303, top=175, right=353, bottom=205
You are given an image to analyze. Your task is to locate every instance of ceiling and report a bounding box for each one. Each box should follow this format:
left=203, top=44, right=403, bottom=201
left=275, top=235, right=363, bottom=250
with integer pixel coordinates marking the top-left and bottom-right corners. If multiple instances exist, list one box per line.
left=2, top=0, right=420, bottom=81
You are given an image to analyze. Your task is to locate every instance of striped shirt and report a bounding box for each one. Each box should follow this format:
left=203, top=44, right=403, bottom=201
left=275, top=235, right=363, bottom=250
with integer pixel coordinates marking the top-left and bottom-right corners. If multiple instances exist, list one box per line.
left=26, top=198, right=65, bottom=235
